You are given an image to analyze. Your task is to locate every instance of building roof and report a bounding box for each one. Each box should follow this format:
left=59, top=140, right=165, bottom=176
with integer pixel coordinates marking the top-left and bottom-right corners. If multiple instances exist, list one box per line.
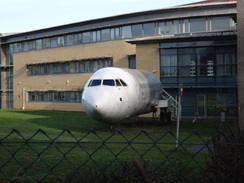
left=0, top=0, right=237, bottom=44
left=180, top=0, right=236, bottom=6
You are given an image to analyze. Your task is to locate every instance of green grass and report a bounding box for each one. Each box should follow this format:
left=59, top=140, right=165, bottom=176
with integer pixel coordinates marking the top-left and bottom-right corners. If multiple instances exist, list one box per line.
left=0, top=109, right=228, bottom=182
left=0, top=109, right=105, bottom=136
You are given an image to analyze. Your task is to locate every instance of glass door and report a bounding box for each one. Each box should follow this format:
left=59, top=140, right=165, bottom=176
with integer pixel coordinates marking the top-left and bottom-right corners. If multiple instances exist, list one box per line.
left=197, top=95, right=206, bottom=117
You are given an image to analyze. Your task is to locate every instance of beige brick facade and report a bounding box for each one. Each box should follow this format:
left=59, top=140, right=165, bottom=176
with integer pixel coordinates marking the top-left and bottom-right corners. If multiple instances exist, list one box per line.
left=13, top=40, right=137, bottom=111
left=136, top=43, right=160, bottom=78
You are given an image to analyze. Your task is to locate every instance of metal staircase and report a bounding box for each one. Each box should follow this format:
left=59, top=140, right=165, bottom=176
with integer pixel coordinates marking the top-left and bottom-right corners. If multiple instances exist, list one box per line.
left=154, top=89, right=179, bottom=120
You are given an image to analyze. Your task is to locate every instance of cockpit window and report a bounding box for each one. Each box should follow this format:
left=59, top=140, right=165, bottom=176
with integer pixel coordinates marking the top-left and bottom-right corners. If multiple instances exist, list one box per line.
left=119, top=79, right=127, bottom=86
left=103, top=79, right=115, bottom=86
left=115, top=79, right=122, bottom=86
left=88, top=79, right=127, bottom=87
left=89, top=79, right=101, bottom=87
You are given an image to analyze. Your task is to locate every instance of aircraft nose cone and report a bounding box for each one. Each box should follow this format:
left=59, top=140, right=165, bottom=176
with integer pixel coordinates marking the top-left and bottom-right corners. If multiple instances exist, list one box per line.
left=82, top=89, right=114, bottom=122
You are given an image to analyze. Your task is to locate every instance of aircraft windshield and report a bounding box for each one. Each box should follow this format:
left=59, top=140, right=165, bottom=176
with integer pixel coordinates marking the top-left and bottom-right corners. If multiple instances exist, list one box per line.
left=90, top=79, right=101, bottom=86
left=103, top=79, right=115, bottom=86
left=88, top=79, right=127, bottom=87
left=119, top=79, right=127, bottom=86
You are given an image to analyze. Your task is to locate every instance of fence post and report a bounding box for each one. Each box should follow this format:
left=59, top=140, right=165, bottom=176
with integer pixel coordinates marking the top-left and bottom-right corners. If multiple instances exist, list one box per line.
left=176, top=84, right=183, bottom=148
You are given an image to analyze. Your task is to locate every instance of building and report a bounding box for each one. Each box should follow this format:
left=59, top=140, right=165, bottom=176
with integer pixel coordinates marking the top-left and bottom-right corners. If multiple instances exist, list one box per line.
left=0, top=0, right=238, bottom=118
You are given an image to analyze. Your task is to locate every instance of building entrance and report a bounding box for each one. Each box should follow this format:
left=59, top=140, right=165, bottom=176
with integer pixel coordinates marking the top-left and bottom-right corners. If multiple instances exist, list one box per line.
left=197, top=95, right=206, bottom=117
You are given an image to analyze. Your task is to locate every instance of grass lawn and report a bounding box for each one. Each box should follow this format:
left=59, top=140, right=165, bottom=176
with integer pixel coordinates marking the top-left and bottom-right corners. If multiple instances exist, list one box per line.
left=0, top=109, right=227, bottom=182
left=0, top=109, right=105, bottom=136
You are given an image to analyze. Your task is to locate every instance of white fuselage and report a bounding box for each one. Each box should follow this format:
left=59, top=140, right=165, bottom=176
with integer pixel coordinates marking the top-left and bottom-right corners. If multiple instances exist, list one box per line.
left=81, top=67, right=162, bottom=122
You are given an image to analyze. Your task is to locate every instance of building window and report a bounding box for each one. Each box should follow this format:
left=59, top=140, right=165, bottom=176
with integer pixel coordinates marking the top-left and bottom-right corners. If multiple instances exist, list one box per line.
left=160, top=55, right=177, bottom=76
left=67, top=34, right=74, bottom=46
left=216, top=53, right=236, bottom=75
left=128, top=55, right=136, bottom=69
left=178, top=53, right=196, bottom=76
left=22, top=42, right=30, bottom=52
left=173, top=20, right=179, bottom=34
left=82, top=32, right=91, bottom=43
left=43, top=38, right=51, bottom=48
left=160, top=41, right=236, bottom=80
left=101, top=29, right=110, bottom=41
left=143, top=23, right=155, bottom=36
left=132, top=24, right=143, bottom=37
left=158, top=22, right=165, bottom=34
left=57, top=36, right=65, bottom=47
left=211, top=16, right=230, bottom=31
left=9, top=16, right=235, bottom=53
left=190, top=18, right=206, bottom=32
left=121, top=26, right=132, bottom=38
left=27, top=58, right=113, bottom=76
left=28, top=91, right=82, bottom=103
left=165, top=21, right=172, bottom=34
left=50, top=37, right=58, bottom=48
left=74, top=34, right=82, bottom=44
left=36, top=39, right=42, bottom=50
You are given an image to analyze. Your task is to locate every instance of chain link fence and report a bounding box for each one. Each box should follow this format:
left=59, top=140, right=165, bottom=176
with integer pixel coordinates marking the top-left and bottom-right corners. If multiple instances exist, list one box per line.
left=0, top=128, right=243, bottom=183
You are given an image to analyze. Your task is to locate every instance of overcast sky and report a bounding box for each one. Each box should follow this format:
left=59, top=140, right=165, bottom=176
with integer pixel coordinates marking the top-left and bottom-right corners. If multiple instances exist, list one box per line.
left=0, top=0, right=198, bottom=33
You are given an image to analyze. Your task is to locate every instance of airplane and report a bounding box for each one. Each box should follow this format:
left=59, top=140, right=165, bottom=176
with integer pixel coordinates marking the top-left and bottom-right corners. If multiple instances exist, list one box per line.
left=81, top=67, right=164, bottom=123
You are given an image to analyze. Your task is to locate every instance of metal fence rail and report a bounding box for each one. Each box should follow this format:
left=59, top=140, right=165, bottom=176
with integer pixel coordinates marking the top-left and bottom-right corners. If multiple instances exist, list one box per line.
left=0, top=128, right=243, bottom=183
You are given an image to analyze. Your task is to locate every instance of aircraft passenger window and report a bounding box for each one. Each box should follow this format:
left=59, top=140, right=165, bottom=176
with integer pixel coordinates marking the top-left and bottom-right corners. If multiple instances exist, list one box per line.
left=115, top=79, right=122, bottom=86
left=90, top=79, right=101, bottom=86
left=119, top=79, right=127, bottom=86
left=103, top=79, right=115, bottom=86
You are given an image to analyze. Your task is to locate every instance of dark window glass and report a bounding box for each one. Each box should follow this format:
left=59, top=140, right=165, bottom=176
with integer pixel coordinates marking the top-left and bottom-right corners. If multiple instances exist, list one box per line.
left=82, top=32, right=91, bottom=43
left=165, top=21, right=172, bottom=34
left=173, top=20, right=179, bottom=34
left=128, top=55, right=136, bottom=69
left=211, top=16, right=230, bottom=31
left=115, top=28, right=120, bottom=39
left=180, top=19, right=189, bottom=33
left=40, top=64, right=48, bottom=75
left=158, top=22, right=165, bottom=34
left=57, top=36, right=65, bottom=47
left=103, top=79, right=115, bottom=86
left=22, top=42, right=30, bottom=52
left=121, top=26, right=132, bottom=38
left=96, top=31, right=101, bottom=42
left=80, top=62, right=85, bottom=73
left=115, top=79, right=122, bottom=86
left=110, top=29, right=115, bottom=40
left=53, top=63, right=62, bottom=74
left=143, top=23, right=155, bottom=36
left=178, top=54, right=196, bottom=76
left=160, top=55, right=177, bottom=77
left=43, top=38, right=51, bottom=48
left=74, top=34, right=82, bottom=44
left=50, top=37, right=58, bottom=48
left=90, top=80, right=101, bottom=86
left=216, top=53, right=236, bottom=75
left=101, top=29, right=110, bottom=41
left=70, top=62, right=79, bottom=73
left=120, top=79, right=127, bottom=86
left=13, top=43, right=21, bottom=53
left=36, top=40, right=42, bottom=50
left=132, top=24, right=143, bottom=37
left=67, top=35, right=74, bottom=45
left=190, top=18, right=206, bottom=32
left=92, top=31, right=97, bottom=42
left=197, top=53, right=215, bottom=76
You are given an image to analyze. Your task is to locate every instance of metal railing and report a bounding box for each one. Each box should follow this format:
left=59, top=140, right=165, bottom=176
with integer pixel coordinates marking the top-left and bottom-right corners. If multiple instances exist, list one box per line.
left=0, top=128, right=243, bottom=183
